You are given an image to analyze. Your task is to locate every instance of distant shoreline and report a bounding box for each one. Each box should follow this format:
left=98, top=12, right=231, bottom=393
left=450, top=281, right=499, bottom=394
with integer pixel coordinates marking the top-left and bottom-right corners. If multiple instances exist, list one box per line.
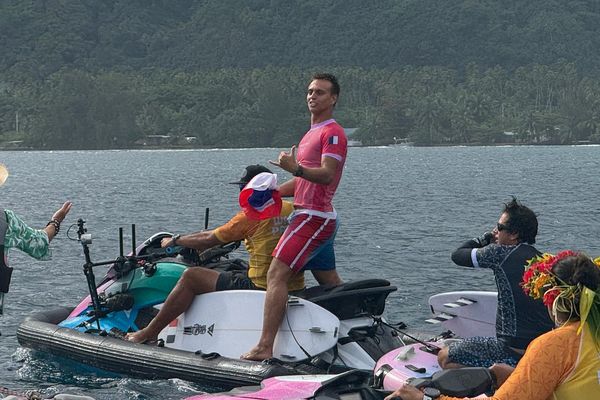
left=1, top=142, right=599, bottom=151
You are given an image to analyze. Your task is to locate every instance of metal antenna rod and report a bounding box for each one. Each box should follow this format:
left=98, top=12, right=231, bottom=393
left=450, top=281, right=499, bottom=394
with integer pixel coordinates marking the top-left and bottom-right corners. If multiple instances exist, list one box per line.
left=131, top=224, right=136, bottom=255
left=119, top=227, right=124, bottom=257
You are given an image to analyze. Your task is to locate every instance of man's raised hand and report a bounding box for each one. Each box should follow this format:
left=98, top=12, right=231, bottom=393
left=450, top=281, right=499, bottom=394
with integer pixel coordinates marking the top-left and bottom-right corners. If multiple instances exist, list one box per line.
left=269, top=145, right=297, bottom=173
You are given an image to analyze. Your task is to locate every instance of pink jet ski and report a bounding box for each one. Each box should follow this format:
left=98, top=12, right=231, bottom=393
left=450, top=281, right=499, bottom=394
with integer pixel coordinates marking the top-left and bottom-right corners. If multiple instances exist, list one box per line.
left=185, top=319, right=497, bottom=400
left=373, top=338, right=492, bottom=399
left=186, top=363, right=494, bottom=400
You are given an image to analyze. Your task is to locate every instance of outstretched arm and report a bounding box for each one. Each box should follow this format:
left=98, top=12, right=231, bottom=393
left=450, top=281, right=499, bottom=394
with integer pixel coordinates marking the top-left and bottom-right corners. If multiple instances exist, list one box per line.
left=4, top=201, right=73, bottom=260
left=161, top=211, right=253, bottom=254
left=44, top=201, right=73, bottom=242
left=161, top=230, right=223, bottom=253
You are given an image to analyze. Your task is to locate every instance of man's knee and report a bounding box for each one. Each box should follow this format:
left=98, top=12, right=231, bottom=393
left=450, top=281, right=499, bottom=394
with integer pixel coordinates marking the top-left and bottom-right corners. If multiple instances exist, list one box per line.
left=180, top=267, right=217, bottom=293
left=180, top=268, right=197, bottom=285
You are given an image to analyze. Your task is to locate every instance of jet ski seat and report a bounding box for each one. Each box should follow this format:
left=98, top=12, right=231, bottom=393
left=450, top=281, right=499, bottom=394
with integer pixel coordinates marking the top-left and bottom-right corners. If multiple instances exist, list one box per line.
left=297, top=279, right=396, bottom=320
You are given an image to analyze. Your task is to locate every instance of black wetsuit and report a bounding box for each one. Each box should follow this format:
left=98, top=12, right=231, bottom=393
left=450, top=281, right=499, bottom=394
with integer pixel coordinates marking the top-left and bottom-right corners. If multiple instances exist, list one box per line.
left=449, top=240, right=554, bottom=366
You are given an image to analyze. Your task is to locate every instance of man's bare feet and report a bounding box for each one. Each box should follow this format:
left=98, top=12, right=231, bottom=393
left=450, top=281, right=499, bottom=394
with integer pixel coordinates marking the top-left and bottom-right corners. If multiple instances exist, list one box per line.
left=124, top=329, right=157, bottom=344
left=241, top=346, right=272, bottom=361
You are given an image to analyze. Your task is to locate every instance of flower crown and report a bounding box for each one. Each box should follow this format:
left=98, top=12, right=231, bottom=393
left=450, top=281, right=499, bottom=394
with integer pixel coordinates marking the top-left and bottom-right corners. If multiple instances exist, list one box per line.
left=522, top=250, right=600, bottom=307
left=522, top=250, right=579, bottom=307
left=522, top=251, right=600, bottom=339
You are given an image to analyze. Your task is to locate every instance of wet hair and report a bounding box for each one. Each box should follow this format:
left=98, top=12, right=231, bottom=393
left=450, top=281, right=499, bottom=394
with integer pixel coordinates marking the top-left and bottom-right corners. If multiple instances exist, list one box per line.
left=311, top=73, right=340, bottom=97
left=502, top=196, right=538, bottom=244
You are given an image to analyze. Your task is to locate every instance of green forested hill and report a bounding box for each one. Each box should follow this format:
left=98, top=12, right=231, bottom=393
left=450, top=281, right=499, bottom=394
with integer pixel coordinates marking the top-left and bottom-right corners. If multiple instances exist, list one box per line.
left=1, top=0, right=600, bottom=148
left=3, top=0, right=600, bottom=74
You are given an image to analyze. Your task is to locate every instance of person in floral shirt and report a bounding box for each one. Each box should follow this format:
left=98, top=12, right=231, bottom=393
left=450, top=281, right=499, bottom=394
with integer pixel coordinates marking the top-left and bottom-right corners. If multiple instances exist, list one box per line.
left=0, top=164, right=72, bottom=312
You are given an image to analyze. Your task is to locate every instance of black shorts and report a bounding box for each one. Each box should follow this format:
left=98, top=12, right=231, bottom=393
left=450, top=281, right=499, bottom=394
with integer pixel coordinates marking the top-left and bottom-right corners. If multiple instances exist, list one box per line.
left=448, top=336, right=523, bottom=367
left=215, top=270, right=257, bottom=291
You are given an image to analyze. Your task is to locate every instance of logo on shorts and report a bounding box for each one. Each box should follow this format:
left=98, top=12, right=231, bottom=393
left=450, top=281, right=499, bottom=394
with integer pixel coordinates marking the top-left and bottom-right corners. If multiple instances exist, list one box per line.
left=184, top=323, right=215, bottom=336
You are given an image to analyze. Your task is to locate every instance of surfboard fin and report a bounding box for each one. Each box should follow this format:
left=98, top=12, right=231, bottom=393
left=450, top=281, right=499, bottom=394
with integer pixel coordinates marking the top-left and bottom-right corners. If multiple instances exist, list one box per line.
left=425, top=312, right=456, bottom=324
left=443, top=297, right=476, bottom=308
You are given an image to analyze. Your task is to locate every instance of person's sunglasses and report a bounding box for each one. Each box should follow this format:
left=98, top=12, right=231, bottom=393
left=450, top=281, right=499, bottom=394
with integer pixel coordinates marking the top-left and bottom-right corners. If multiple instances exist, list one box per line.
left=497, top=222, right=511, bottom=232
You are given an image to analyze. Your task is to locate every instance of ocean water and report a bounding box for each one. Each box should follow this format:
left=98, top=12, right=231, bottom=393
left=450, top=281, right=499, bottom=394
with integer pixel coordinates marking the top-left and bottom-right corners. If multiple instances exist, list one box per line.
left=0, top=145, right=599, bottom=398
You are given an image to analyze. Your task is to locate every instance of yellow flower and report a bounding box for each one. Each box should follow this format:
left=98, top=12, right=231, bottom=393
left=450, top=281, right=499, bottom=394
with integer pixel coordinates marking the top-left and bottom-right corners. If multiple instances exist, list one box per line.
left=528, top=274, right=554, bottom=299
left=542, top=253, right=554, bottom=263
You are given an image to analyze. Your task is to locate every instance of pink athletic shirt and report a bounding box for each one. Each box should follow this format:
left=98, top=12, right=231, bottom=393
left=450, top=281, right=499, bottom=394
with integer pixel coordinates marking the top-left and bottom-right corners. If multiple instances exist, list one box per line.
left=294, top=119, right=347, bottom=213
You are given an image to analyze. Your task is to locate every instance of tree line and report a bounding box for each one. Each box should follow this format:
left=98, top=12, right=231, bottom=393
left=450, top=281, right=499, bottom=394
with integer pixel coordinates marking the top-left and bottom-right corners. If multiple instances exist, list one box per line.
left=2, top=0, right=600, bottom=148
left=1, top=62, right=600, bottom=149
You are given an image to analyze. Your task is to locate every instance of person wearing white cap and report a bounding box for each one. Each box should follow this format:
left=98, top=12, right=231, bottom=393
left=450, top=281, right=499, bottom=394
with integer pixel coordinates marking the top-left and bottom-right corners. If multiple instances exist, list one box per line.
left=125, top=164, right=305, bottom=344
left=0, top=163, right=72, bottom=314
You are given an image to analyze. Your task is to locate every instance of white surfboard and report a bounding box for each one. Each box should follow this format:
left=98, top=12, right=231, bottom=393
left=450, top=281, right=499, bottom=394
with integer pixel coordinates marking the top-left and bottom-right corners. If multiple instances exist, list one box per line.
left=157, top=290, right=340, bottom=361
left=427, top=291, right=497, bottom=338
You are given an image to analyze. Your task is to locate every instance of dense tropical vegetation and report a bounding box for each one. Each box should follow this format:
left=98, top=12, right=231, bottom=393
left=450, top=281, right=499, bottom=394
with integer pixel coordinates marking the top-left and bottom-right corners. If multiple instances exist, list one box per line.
left=1, top=0, right=600, bottom=148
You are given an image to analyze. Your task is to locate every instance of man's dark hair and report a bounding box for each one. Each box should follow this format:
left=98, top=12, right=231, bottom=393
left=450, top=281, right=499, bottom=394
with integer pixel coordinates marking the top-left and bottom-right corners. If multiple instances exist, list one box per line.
left=502, top=196, right=538, bottom=244
left=312, top=73, right=340, bottom=97
left=229, top=164, right=272, bottom=188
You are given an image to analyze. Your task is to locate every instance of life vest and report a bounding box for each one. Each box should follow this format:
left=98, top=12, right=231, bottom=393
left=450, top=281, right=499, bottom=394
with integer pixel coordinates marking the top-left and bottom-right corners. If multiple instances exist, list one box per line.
left=0, top=211, right=11, bottom=293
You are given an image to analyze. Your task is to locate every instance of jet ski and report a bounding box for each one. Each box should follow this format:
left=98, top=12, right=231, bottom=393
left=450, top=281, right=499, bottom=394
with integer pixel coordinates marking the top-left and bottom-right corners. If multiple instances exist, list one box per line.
left=17, top=219, right=404, bottom=389
left=184, top=365, right=494, bottom=399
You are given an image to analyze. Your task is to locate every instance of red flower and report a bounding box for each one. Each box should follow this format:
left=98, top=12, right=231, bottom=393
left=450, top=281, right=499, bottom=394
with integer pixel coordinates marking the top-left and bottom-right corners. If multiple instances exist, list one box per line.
left=522, top=251, right=577, bottom=302
left=543, top=288, right=561, bottom=307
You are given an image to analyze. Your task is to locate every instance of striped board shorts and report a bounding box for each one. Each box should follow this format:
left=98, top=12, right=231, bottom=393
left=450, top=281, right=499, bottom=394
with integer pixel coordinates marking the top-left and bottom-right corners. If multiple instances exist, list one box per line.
left=272, top=211, right=338, bottom=273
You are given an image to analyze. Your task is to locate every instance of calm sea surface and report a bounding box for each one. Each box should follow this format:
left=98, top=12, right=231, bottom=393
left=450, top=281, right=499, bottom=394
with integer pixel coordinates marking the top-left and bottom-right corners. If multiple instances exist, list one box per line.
left=0, top=146, right=599, bottom=398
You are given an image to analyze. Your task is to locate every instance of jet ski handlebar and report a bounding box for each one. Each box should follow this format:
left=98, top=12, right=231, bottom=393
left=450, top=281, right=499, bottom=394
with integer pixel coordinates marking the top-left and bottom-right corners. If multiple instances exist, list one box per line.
left=310, top=367, right=495, bottom=399
left=381, top=367, right=496, bottom=400
left=75, top=218, right=194, bottom=267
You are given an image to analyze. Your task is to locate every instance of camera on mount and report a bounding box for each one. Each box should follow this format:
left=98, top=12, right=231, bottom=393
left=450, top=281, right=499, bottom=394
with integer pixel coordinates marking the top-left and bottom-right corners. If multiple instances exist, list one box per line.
left=80, top=233, right=93, bottom=245
left=77, top=218, right=93, bottom=245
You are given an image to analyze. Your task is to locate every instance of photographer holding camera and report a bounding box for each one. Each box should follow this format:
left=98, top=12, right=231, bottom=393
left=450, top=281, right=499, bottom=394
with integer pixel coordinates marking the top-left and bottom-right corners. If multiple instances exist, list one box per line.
left=437, top=197, right=553, bottom=370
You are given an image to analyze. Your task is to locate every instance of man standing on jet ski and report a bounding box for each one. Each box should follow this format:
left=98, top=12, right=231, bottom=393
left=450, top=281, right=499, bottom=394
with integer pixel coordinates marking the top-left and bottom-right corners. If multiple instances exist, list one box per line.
left=243, top=73, right=346, bottom=361
left=126, top=164, right=311, bottom=344
left=0, top=163, right=72, bottom=314
left=438, top=197, right=554, bottom=369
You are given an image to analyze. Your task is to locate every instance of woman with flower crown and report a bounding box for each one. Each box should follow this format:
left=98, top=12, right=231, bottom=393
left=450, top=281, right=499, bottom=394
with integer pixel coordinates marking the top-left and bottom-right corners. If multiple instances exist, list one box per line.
left=386, top=251, right=600, bottom=400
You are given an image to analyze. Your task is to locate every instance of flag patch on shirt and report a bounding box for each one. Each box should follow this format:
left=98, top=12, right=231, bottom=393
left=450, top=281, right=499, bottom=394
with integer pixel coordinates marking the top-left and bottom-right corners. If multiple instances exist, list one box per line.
left=328, top=136, right=339, bottom=145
